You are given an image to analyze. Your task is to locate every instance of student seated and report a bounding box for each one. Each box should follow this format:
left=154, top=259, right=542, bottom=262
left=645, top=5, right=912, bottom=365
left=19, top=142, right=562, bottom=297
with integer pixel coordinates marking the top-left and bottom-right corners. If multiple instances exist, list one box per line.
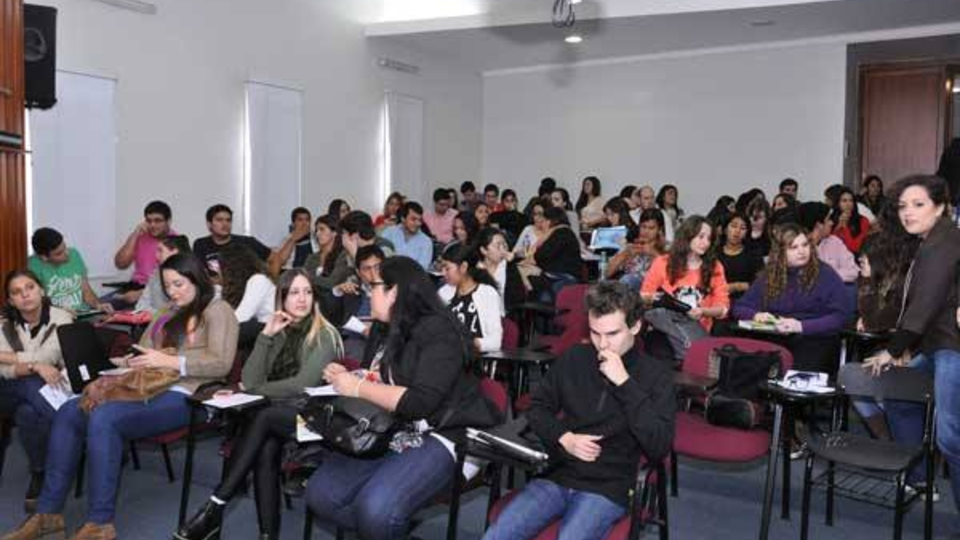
left=1, top=253, right=238, bottom=540
left=732, top=223, right=850, bottom=375
left=607, top=207, right=664, bottom=292
left=27, top=228, right=112, bottom=315
left=829, top=186, right=872, bottom=255
left=513, top=199, right=549, bottom=258
left=444, top=212, right=481, bottom=257
left=303, top=214, right=344, bottom=288
left=518, top=207, right=583, bottom=301
left=327, top=199, right=351, bottom=227
left=422, top=188, right=458, bottom=245
left=715, top=212, right=763, bottom=300
left=380, top=202, right=433, bottom=270
left=488, top=189, right=528, bottom=241
left=111, top=200, right=176, bottom=307
left=0, top=270, right=74, bottom=513
left=797, top=202, right=858, bottom=283
left=269, top=206, right=314, bottom=276
left=304, top=256, right=503, bottom=540
left=193, top=204, right=274, bottom=273
left=374, top=192, right=405, bottom=232
left=311, top=211, right=394, bottom=294
left=482, top=282, right=674, bottom=540
left=322, top=245, right=385, bottom=359
left=175, top=269, right=343, bottom=540
left=575, top=176, right=606, bottom=231
left=476, top=227, right=526, bottom=314
left=134, top=235, right=191, bottom=314
left=438, top=245, right=503, bottom=353
left=218, top=244, right=276, bottom=348
left=640, top=216, right=729, bottom=363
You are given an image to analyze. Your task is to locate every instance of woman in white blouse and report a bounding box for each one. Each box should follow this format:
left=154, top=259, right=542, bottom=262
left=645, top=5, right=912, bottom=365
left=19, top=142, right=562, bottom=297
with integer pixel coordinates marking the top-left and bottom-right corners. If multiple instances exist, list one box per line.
left=219, top=243, right=276, bottom=348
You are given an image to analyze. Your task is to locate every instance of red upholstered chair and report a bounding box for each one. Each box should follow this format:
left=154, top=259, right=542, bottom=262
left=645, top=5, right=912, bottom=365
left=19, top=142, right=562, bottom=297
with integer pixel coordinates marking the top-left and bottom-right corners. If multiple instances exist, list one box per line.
left=502, top=317, right=520, bottom=350
left=537, top=284, right=589, bottom=356
left=671, top=337, right=793, bottom=497
left=486, top=459, right=669, bottom=540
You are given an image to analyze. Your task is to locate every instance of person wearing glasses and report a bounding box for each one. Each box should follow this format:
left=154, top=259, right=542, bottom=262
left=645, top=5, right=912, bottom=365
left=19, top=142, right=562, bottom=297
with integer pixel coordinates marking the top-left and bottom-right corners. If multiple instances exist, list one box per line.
left=305, top=256, right=503, bottom=540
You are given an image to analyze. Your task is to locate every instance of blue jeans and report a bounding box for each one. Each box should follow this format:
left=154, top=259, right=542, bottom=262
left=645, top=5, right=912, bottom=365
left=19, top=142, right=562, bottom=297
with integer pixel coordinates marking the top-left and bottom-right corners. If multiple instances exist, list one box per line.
left=882, top=350, right=960, bottom=510
left=36, top=390, right=190, bottom=523
left=305, top=436, right=455, bottom=540
left=482, top=479, right=625, bottom=540
left=0, top=375, right=56, bottom=471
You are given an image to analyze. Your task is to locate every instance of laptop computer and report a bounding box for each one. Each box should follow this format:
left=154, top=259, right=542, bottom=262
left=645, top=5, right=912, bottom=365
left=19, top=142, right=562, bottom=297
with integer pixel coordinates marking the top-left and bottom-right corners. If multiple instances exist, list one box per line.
left=57, top=322, right=122, bottom=394
left=589, top=226, right=628, bottom=252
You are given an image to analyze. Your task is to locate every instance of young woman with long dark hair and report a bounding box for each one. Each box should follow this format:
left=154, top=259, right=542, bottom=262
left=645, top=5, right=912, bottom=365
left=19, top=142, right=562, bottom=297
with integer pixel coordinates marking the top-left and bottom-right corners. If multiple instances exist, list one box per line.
left=716, top=212, right=764, bottom=300
left=732, top=223, right=849, bottom=374
left=656, top=184, right=684, bottom=233
left=641, top=216, right=729, bottom=362
left=575, top=176, right=605, bottom=230
left=439, top=244, right=503, bottom=353
left=476, top=227, right=525, bottom=313
left=3, top=253, right=238, bottom=540
left=0, top=270, right=74, bottom=513
left=304, top=256, right=502, bottom=540
left=374, top=192, right=405, bottom=232
left=831, top=186, right=871, bottom=254
left=608, top=208, right=665, bottom=291
left=175, top=269, right=342, bottom=540
left=861, top=175, right=960, bottom=522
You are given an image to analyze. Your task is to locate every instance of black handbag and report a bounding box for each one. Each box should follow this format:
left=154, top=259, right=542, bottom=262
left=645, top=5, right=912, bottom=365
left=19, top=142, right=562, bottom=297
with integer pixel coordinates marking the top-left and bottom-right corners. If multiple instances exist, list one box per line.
left=704, top=345, right=782, bottom=430
left=651, top=289, right=691, bottom=313
left=300, top=396, right=398, bottom=459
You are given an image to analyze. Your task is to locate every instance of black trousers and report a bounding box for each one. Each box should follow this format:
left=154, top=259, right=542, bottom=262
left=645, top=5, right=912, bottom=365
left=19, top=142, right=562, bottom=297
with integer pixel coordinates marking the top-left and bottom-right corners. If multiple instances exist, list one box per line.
left=215, top=404, right=296, bottom=536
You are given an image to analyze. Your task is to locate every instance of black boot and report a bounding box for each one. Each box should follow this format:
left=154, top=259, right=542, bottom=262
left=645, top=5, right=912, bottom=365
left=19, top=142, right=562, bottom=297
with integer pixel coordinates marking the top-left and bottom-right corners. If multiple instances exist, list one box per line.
left=23, top=470, right=43, bottom=513
left=173, top=500, right=224, bottom=540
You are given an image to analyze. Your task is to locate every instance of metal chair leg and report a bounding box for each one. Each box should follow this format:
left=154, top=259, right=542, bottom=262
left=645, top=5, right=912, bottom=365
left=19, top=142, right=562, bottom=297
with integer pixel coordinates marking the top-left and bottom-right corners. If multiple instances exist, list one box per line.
left=825, top=460, right=835, bottom=526
left=129, top=440, right=141, bottom=470
left=162, top=443, right=176, bottom=482
left=75, top=451, right=86, bottom=498
left=800, top=455, right=814, bottom=540
left=301, top=509, right=313, bottom=540
left=657, top=464, right=670, bottom=540
left=893, top=474, right=906, bottom=540
left=670, top=450, right=678, bottom=497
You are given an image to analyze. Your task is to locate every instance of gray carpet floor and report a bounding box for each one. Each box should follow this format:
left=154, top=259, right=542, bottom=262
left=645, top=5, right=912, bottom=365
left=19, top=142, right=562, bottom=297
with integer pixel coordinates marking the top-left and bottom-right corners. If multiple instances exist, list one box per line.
left=1, top=433, right=958, bottom=540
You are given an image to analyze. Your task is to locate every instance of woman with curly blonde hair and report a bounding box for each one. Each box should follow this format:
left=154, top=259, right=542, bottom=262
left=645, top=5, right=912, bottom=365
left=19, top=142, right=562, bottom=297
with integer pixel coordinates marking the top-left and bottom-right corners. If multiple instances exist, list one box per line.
left=732, top=223, right=851, bottom=374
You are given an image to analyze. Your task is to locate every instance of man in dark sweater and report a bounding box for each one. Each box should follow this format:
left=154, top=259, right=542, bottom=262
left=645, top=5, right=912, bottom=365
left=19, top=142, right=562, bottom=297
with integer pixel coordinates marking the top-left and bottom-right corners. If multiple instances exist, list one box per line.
left=482, top=282, right=675, bottom=540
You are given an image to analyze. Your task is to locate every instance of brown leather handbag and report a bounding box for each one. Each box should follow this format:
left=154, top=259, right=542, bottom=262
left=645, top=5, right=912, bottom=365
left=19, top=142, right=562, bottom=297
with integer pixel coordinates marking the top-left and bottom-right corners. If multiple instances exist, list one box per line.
left=79, top=368, right=181, bottom=413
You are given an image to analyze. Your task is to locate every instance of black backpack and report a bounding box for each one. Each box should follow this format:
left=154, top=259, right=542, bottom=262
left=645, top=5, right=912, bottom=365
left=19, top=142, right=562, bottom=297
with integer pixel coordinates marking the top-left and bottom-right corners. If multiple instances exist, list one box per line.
left=704, top=344, right=782, bottom=429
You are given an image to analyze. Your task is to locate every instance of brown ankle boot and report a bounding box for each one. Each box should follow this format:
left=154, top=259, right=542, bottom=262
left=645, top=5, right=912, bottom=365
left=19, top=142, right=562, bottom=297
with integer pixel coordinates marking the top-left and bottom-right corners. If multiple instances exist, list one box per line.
left=0, top=514, right=66, bottom=540
left=66, top=524, right=115, bottom=540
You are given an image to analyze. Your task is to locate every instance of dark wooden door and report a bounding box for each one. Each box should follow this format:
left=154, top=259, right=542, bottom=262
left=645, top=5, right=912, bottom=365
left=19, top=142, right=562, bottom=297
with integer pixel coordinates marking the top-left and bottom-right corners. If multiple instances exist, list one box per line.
left=860, top=65, right=949, bottom=184
left=0, top=0, right=26, bottom=279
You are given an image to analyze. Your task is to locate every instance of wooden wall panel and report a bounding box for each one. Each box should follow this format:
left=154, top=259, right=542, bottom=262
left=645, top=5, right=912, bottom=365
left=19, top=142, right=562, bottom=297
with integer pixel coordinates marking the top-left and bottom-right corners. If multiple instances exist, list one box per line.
left=0, top=0, right=26, bottom=280
left=860, top=65, right=948, bottom=184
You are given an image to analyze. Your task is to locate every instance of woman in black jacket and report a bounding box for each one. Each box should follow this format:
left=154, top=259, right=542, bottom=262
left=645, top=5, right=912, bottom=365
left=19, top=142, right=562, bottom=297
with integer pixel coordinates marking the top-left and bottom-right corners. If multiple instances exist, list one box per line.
left=864, top=175, right=960, bottom=519
left=304, top=256, right=502, bottom=540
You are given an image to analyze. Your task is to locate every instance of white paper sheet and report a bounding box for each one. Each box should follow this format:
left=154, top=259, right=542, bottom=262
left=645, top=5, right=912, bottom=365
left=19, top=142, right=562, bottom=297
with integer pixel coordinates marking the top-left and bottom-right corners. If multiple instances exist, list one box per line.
left=202, top=392, right=265, bottom=409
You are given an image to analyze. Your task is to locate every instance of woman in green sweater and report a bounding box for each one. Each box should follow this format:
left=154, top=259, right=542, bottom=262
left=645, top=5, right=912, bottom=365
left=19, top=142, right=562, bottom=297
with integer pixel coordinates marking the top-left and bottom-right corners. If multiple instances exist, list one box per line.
left=175, top=268, right=343, bottom=540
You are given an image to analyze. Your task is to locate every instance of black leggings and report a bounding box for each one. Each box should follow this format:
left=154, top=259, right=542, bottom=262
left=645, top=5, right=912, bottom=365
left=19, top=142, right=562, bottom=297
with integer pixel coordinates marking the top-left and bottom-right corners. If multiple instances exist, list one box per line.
left=215, top=404, right=296, bottom=537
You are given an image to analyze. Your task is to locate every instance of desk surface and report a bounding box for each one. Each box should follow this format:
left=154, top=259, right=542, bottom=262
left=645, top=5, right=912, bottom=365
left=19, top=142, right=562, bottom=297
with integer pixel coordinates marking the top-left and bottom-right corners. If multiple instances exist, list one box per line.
left=482, top=348, right=557, bottom=365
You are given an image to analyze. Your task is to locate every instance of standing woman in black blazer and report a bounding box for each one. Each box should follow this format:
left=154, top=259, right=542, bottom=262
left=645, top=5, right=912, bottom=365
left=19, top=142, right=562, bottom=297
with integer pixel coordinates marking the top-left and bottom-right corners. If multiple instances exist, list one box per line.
left=864, top=175, right=960, bottom=524
left=304, top=256, right=502, bottom=540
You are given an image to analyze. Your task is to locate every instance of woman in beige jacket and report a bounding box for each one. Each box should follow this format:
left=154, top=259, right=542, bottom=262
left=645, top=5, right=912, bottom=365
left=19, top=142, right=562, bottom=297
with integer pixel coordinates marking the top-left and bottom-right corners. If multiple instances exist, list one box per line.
left=2, top=253, right=238, bottom=540
left=0, top=269, right=74, bottom=513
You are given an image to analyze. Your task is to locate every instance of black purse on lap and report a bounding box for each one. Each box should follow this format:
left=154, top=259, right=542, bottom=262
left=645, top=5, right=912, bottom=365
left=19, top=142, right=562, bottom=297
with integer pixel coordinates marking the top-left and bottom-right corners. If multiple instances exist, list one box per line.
left=300, top=396, right=398, bottom=459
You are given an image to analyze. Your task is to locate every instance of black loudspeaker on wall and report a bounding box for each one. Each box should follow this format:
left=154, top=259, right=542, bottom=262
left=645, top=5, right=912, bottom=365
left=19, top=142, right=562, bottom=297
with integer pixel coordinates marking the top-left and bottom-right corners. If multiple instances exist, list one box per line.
left=24, top=4, right=57, bottom=110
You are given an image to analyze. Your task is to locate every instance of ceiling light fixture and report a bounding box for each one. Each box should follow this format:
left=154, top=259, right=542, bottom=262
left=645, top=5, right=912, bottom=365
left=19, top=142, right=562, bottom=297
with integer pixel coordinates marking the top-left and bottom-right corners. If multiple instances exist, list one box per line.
left=564, top=34, right=583, bottom=44
left=88, top=0, right=157, bottom=15
left=749, top=20, right=776, bottom=27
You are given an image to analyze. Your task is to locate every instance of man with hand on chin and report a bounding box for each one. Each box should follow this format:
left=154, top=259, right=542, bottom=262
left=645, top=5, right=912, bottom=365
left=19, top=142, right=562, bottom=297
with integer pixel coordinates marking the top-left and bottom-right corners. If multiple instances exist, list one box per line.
left=481, top=282, right=675, bottom=540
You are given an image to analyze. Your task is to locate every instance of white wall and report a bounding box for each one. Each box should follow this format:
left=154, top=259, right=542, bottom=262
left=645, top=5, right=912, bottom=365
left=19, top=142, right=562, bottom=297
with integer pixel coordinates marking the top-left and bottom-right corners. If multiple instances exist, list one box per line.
left=483, top=43, right=847, bottom=215
left=29, top=0, right=482, bottom=272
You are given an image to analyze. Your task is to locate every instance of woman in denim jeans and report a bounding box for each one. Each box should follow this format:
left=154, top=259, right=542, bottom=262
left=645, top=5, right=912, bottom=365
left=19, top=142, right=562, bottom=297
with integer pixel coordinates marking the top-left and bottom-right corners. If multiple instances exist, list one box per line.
left=863, top=175, right=960, bottom=532
left=2, top=253, right=238, bottom=540
left=304, top=256, right=502, bottom=540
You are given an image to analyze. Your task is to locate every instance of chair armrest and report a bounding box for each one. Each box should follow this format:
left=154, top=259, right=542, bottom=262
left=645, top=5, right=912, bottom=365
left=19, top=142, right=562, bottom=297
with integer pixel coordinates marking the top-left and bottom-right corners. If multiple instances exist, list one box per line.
left=674, top=372, right=717, bottom=396
left=510, top=302, right=559, bottom=318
